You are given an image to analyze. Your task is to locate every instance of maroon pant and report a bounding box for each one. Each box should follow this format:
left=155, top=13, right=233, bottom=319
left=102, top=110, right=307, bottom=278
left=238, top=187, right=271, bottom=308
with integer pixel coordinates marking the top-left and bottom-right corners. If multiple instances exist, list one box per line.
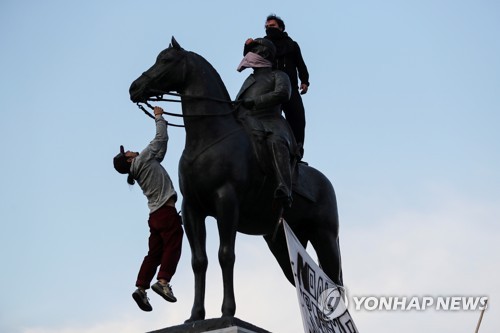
left=136, top=205, right=183, bottom=289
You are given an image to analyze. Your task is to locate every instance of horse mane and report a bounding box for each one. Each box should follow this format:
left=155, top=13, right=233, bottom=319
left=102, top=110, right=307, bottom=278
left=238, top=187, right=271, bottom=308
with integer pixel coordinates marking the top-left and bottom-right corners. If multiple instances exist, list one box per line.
left=187, top=51, right=232, bottom=102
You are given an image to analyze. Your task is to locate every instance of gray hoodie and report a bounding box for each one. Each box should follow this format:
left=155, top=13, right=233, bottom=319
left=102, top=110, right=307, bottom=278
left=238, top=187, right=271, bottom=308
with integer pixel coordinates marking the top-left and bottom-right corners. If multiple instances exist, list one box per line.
left=130, top=116, right=177, bottom=213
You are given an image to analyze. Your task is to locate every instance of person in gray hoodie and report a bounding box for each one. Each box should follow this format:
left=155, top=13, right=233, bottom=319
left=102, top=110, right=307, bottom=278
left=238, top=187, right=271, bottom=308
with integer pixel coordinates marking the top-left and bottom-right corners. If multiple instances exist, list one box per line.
left=113, top=106, right=183, bottom=312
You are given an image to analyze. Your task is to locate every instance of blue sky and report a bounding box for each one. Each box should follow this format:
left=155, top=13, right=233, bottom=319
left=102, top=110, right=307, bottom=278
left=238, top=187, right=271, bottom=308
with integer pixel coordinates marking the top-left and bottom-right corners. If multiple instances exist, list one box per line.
left=1, top=0, right=499, bottom=332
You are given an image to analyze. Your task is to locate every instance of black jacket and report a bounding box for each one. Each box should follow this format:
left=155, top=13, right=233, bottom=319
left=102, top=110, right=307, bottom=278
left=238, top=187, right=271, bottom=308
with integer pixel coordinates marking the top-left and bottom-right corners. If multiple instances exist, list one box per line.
left=267, top=32, right=309, bottom=89
left=244, top=32, right=309, bottom=89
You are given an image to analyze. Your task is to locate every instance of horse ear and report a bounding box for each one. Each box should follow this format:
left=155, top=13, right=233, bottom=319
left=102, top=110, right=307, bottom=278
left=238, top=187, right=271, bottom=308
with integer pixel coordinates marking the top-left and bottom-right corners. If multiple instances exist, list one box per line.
left=171, top=36, right=182, bottom=50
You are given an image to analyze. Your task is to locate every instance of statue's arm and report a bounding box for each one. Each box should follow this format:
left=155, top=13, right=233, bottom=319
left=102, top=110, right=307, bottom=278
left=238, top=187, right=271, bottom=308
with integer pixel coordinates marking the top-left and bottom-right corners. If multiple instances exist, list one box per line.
left=253, top=71, right=291, bottom=108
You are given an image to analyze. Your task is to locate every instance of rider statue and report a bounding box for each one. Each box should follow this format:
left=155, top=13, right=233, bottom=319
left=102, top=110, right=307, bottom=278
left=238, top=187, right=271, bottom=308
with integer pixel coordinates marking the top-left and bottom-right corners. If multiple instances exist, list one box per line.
left=236, top=38, right=296, bottom=208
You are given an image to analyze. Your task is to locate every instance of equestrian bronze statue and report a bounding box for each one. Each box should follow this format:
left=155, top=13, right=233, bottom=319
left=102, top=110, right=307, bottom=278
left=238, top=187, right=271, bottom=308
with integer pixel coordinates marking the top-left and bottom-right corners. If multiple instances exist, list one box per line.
left=129, top=37, right=343, bottom=322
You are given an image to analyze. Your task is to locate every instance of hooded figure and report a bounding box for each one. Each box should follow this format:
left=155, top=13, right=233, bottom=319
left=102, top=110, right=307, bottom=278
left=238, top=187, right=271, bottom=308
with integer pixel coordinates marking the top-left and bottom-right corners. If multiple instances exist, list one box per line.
left=236, top=38, right=295, bottom=208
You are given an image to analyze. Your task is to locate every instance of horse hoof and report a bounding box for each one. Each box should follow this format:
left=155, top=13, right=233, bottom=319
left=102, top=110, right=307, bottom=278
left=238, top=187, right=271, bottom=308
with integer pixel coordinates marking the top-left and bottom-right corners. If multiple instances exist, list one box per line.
left=184, top=316, right=202, bottom=324
left=185, top=309, right=205, bottom=323
left=221, top=309, right=236, bottom=318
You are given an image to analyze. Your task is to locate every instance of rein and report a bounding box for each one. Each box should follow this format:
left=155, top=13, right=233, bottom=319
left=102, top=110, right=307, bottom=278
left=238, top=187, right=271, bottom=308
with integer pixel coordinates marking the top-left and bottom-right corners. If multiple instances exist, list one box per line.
left=136, top=92, right=241, bottom=128
left=152, top=91, right=238, bottom=105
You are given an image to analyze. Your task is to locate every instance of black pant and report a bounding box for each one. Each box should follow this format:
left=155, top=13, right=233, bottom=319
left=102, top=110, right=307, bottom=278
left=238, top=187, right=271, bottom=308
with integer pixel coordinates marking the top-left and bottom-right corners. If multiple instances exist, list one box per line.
left=282, top=89, right=305, bottom=147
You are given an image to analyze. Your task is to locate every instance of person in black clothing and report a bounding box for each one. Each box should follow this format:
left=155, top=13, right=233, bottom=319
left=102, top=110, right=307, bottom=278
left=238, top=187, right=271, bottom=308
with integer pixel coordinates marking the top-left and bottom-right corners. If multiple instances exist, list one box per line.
left=245, top=14, right=310, bottom=159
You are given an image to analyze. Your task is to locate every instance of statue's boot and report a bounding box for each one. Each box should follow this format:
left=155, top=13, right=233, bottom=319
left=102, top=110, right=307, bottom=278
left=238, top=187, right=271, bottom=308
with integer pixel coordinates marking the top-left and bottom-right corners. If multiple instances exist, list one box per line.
left=270, top=141, right=293, bottom=208
left=296, top=142, right=304, bottom=162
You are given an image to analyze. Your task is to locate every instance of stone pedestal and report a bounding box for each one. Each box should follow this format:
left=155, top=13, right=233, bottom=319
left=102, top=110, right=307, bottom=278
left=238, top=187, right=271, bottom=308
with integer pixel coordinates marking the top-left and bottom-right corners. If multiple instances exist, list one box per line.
left=148, top=317, right=271, bottom=333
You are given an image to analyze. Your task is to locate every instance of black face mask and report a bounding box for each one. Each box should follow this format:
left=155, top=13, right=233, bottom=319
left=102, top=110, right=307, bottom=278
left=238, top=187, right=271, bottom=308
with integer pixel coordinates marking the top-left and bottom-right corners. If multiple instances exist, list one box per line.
left=265, top=27, right=283, bottom=39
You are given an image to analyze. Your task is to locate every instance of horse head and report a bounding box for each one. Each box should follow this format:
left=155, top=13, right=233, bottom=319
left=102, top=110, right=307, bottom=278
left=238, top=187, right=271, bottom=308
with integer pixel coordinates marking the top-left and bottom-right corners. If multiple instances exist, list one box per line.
left=129, top=37, right=187, bottom=103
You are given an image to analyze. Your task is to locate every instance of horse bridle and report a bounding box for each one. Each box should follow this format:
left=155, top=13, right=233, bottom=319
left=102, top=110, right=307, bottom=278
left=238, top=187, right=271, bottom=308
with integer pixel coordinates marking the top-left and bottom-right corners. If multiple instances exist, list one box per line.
left=136, top=91, right=241, bottom=128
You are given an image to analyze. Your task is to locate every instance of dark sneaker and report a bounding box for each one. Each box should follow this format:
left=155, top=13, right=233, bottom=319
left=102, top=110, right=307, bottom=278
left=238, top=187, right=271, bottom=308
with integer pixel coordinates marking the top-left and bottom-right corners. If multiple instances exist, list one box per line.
left=152, top=281, right=177, bottom=302
left=132, top=288, right=152, bottom=312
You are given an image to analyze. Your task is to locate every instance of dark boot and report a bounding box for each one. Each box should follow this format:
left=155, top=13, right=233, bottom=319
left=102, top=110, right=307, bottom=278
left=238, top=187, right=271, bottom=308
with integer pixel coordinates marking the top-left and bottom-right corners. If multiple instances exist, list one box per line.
left=270, top=141, right=292, bottom=207
left=296, top=142, right=304, bottom=161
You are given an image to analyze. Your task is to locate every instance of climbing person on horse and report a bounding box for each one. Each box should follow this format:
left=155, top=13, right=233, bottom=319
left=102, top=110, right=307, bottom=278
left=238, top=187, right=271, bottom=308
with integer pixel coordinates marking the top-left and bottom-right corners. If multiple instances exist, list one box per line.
left=236, top=38, right=297, bottom=209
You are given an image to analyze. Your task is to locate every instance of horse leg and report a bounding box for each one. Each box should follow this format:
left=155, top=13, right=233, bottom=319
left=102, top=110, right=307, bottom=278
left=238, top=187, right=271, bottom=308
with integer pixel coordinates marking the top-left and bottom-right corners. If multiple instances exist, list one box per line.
left=183, top=204, right=208, bottom=322
left=264, top=231, right=294, bottom=286
left=215, top=188, right=239, bottom=318
left=263, top=223, right=309, bottom=287
left=310, top=223, right=343, bottom=286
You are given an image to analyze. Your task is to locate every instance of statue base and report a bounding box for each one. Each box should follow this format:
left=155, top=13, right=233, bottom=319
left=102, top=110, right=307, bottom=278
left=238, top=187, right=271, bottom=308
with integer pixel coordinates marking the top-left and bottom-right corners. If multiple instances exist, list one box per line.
left=148, top=317, right=271, bottom=333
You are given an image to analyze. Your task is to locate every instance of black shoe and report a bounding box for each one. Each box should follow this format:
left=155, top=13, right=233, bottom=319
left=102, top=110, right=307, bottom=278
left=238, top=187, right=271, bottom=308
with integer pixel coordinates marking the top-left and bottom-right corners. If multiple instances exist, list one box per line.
left=132, top=288, right=152, bottom=312
left=152, top=281, right=177, bottom=303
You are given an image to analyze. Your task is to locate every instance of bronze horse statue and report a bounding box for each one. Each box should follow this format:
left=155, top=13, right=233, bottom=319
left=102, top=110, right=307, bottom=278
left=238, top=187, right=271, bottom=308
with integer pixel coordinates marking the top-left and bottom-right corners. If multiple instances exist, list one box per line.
left=129, top=37, right=343, bottom=322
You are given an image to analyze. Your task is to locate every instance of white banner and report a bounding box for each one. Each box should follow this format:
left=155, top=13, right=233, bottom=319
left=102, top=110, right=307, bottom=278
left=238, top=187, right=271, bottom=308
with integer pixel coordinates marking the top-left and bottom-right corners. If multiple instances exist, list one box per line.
left=284, top=221, right=358, bottom=333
